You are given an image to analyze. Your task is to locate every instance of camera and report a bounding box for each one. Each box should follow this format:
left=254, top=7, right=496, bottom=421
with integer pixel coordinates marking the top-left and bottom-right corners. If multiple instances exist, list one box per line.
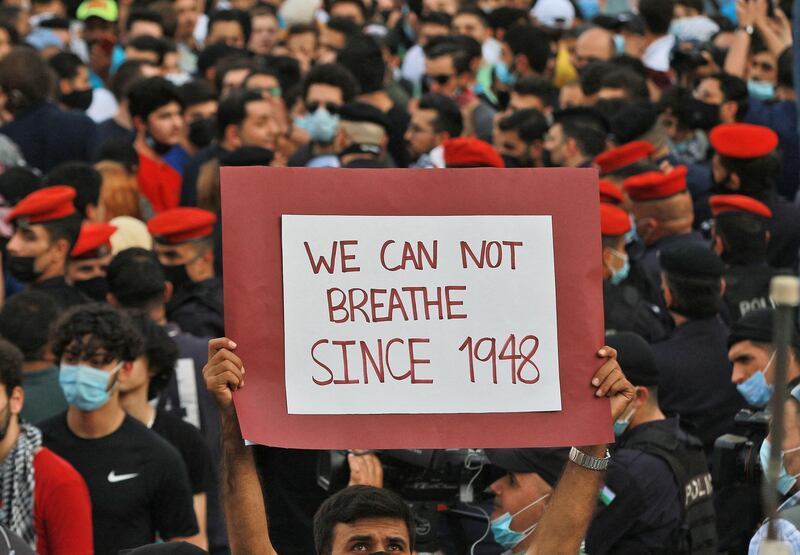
left=712, top=409, right=769, bottom=489
left=671, top=41, right=722, bottom=75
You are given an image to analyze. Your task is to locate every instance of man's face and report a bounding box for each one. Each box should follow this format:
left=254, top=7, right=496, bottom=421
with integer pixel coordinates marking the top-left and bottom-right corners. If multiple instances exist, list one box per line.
left=318, top=27, right=346, bottom=60
left=146, top=101, right=184, bottom=145
left=509, top=92, right=544, bottom=113
left=6, top=223, right=57, bottom=279
left=453, top=13, right=487, bottom=43
left=208, top=20, right=245, bottom=48
left=572, top=28, right=613, bottom=71
left=68, top=65, right=92, bottom=93
left=749, top=51, right=777, bottom=83
left=185, top=100, right=217, bottom=124
left=424, top=0, right=458, bottom=15
left=489, top=472, right=550, bottom=541
left=494, top=128, right=527, bottom=162
left=83, top=16, right=117, bottom=43
left=128, top=20, right=162, bottom=39
left=288, top=31, right=317, bottom=59
left=59, top=340, right=124, bottom=400
left=729, top=340, right=773, bottom=385
left=694, top=77, right=728, bottom=122
left=425, top=55, right=458, bottom=97
left=125, top=45, right=159, bottom=64
left=221, top=68, right=250, bottom=96
left=67, top=254, right=112, bottom=283
left=329, top=517, right=411, bottom=554
left=248, top=14, right=279, bottom=54
left=306, top=84, right=344, bottom=112
left=175, top=0, right=199, bottom=39
left=419, top=22, right=450, bottom=46
left=330, top=1, right=364, bottom=24
left=543, top=123, right=566, bottom=166
left=404, top=107, right=440, bottom=158
left=154, top=241, right=208, bottom=282
left=240, top=99, right=279, bottom=150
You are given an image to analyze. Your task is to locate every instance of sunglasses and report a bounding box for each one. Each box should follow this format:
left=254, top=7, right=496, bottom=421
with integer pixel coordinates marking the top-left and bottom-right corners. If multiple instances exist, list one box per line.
left=306, top=101, right=340, bottom=114
left=425, top=73, right=454, bottom=86
left=252, top=86, right=283, bottom=98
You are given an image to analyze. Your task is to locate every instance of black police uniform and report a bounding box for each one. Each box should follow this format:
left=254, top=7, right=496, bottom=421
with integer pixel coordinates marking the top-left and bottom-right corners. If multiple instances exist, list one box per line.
left=764, top=191, right=800, bottom=270
left=167, top=277, right=224, bottom=338
left=31, top=275, right=88, bottom=310
left=722, top=263, right=777, bottom=322
left=585, top=418, right=716, bottom=555
left=654, top=317, right=746, bottom=457
left=639, top=232, right=707, bottom=287
left=603, top=280, right=668, bottom=342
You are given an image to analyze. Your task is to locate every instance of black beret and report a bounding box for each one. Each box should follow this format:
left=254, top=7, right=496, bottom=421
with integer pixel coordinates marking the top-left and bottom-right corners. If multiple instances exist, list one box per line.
left=485, top=448, right=569, bottom=487
left=552, top=106, right=610, bottom=134
left=728, top=308, right=800, bottom=349
left=605, top=331, right=658, bottom=386
left=338, top=101, right=391, bottom=132
left=610, top=101, right=659, bottom=145
left=219, top=146, right=274, bottom=167
left=659, top=243, right=724, bottom=279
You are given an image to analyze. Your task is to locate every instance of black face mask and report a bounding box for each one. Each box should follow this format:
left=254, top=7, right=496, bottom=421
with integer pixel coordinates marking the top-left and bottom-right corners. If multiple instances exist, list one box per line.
left=61, top=88, right=93, bottom=112
left=74, top=276, right=109, bottom=301
left=188, top=118, right=216, bottom=149
left=6, top=255, right=42, bottom=283
left=146, top=132, right=174, bottom=156
left=541, top=150, right=558, bottom=168
left=162, top=262, right=191, bottom=291
left=687, top=97, right=721, bottom=131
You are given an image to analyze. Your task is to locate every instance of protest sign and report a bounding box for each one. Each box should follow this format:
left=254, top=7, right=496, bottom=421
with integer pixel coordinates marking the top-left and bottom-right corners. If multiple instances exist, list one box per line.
left=221, top=167, right=610, bottom=448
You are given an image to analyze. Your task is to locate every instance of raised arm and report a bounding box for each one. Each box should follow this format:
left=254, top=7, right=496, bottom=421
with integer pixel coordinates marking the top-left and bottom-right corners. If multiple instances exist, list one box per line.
left=204, top=338, right=277, bottom=555
left=526, top=347, right=634, bottom=555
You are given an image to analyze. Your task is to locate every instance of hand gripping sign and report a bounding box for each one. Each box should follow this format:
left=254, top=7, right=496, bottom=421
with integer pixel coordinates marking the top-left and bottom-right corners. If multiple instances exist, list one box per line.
left=221, top=167, right=610, bottom=448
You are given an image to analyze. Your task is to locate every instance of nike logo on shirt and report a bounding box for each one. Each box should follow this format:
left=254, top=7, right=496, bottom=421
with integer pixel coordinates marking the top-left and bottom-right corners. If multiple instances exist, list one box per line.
left=107, top=471, right=139, bottom=483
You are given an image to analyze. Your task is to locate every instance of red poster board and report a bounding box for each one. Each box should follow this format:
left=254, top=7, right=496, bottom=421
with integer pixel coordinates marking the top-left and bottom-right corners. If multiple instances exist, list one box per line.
left=220, top=167, right=611, bottom=449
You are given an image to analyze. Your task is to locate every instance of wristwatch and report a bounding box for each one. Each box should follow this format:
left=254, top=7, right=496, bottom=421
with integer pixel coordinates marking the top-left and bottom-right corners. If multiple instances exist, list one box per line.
left=569, top=447, right=611, bottom=471
left=740, top=25, right=755, bottom=35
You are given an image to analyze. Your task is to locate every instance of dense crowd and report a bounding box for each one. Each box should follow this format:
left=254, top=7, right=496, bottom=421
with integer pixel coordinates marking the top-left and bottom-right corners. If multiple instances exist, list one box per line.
left=0, top=0, right=798, bottom=553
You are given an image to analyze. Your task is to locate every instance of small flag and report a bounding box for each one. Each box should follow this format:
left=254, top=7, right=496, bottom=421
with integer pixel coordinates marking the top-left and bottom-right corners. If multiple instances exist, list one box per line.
left=599, top=485, right=616, bottom=506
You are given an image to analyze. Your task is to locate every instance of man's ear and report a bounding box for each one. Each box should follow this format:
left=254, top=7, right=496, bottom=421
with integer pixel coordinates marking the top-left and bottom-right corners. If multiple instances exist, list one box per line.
left=53, top=237, right=71, bottom=258
left=9, top=385, right=24, bottom=416
left=728, top=172, right=742, bottom=191
left=58, top=77, right=72, bottom=96
left=133, top=114, right=147, bottom=134
left=713, top=234, right=725, bottom=256
left=721, top=100, right=737, bottom=123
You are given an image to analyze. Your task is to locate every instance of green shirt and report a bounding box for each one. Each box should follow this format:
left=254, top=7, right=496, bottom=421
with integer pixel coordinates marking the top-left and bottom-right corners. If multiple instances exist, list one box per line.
left=21, top=365, right=67, bottom=424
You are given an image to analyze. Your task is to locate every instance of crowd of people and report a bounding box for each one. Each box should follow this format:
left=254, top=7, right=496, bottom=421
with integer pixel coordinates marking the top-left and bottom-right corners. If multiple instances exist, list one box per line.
left=0, top=0, right=798, bottom=552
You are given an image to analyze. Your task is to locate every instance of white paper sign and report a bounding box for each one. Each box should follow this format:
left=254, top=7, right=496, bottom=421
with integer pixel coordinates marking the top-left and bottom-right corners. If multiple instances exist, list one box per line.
left=281, top=215, right=561, bottom=415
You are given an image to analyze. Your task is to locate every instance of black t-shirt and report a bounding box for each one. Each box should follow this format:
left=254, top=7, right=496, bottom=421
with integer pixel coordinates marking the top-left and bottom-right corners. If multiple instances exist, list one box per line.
left=40, top=413, right=198, bottom=554
left=152, top=409, right=214, bottom=495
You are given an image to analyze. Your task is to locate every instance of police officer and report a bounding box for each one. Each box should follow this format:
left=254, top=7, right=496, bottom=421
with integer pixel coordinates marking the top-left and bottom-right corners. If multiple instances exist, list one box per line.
left=709, top=194, right=776, bottom=322
left=708, top=122, right=800, bottom=270
left=335, top=101, right=393, bottom=168
left=5, top=186, right=87, bottom=309
left=653, top=243, right=746, bottom=457
left=147, top=207, right=224, bottom=338
left=585, top=332, right=717, bottom=555
left=600, top=202, right=667, bottom=342
left=593, top=140, right=657, bottom=189
left=67, top=222, right=117, bottom=301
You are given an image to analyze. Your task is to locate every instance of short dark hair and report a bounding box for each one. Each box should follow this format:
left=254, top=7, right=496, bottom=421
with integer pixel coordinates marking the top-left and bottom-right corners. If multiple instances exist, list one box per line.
left=0, top=291, right=59, bottom=361
left=718, top=151, right=782, bottom=197
left=0, top=47, right=52, bottom=113
left=126, top=7, right=164, bottom=33
left=424, top=36, right=474, bottom=74
left=580, top=61, right=613, bottom=96
left=209, top=9, right=251, bottom=43
left=498, top=108, right=548, bottom=143
left=106, top=247, right=166, bottom=309
left=125, top=309, right=177, bottom=400
left=418, top=93, right=463, bottom=137
left=110, top=60, right=149, bottom=101
left=419, top=10, right=452, bottom=28
left=712, top=72, right=749, bottom=121
left=52, top=303, right=145, bottom=364
left=302, top=63, right=359, bottom=103
left=216, top=88, right=265, bottom=140
left=778, top=48, right=793, bottom=90
left=44, top=162, right=102, bottom=217
left=41, top=213, right=83, bottom=250
left=330, top=0, right=367, bottom=20
left=556, top=113, right=608, bottom=158
left=504, top=23, right=552, bottom=75
left=180, top=79, right=218, bottom=108
left=600, top=68, right=648, bottom=100
left=48, top=52, right=85, bottom=81
left=639, top=0, right=674, bottom=36
left=128, top=34, right=168, bottom=66
left=261, top=55, right=302, bottom=96
left=128, top=76, right=184, bottom=121
left=214, top=56, right=259, bottom=93
left=0, top=338, right=22, bottom=397
left=313, top=486, right=415, bottom=555
left=337, top=34, right=385, bottom=94
left=714, top=212, right=769, bottom=264
left=665, top=273, right=721, bottom=319
left=455, top=6, right=489, bottom=26
left=326, top=16, right=362, bottom=38
left=512, top=76, right=559, bottom=110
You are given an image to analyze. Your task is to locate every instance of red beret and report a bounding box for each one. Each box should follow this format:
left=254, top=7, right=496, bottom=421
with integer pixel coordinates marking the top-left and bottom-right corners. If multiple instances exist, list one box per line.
left=709, top=123, right=779, bottom=159
left=443, top=137, right=505, bottom=168
left=709, top=194, right=773, bottom=219
left=5, top=185, right=77, bottom=224
left=599, top=179, right=624, bottom=205
left=623, top=166, right=687, bottom=201
left=600, top=202, right=631, bottom=236
left=71, top=223, right=117, bottom=258
left=148, top=207, right=217, bottom=244
left=593, top=140, right=654, bottom=176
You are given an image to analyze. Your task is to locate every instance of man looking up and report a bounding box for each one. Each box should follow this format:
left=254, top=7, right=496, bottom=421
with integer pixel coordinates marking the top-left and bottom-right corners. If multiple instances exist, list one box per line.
left=5, top=186, right=86, bottom=309
left=39, top=304, right=199, bottom=554
left=147, top=208, right=223, bottom=338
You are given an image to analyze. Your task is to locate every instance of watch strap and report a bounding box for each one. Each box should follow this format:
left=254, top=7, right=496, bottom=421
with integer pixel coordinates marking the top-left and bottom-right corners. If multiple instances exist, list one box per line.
left=568, top=446, right=611, bottom=471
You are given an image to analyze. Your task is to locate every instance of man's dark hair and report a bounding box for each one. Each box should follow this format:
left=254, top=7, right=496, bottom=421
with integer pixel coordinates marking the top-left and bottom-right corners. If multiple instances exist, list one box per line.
left=419, top=10, right=452, bottom=28
left=302, top=63, right=359, bottom=103
left=0, top=167, right=41, bottom=206
left=337, top=34, right=385, bottom=94
left=52, top=303, right=145, bottom=363
left=313, top=486, right=415, bottom=555
left=498, top=108, right=548, bottom=143
left=261, top=54, right=302, bottom=94
left=555, top=111, right=608, bottom=157
left=110, top=60, right=149, bottom=101
left=180, top=79, right=218, bottom=108
left=664, top=273, right=721, bottom=320
left=126, top=7, right=164, bottom=33
left=216, top=89, right=264, bottom=140
left=0, top=338, right=22, bottom=397
left=126, top=309, right=177, bottom=400
left=580, top=60, right=612, bottom=96
left=486, top=6, right=528, bottom=31
left=778, top=48, right=793, bottom=90
left=41, top=213, right=83, bottom=250
left=95, top=136, right=139, bottom=170
left=0, top=47, right=52, bottom=113
left=424, top=36, right=473, bottom=75
left=0, top=21, right=18, bottom=47
left=128, top=34, right=169, bottom=66
left=718, top=151, right=782, bottom=197
left=214, top=56, right=259, bottom=93
left=0, top=291, right=59, bottom=362
left=209, top=8, right=251, bottom=42
left=600, top=67, right=648, bottom=100
left=712, top=72, right=749, bottom=121
left=714, top=212, right=769, bottom=265
left=197, top=43, right=246, bottom=78
left=326, top=16, right=361, bottom=39
left=639, top=0, right=674, bottom=36
left=455, top=6, right=489, bottom=26
left=512, top=76, right=558, bottom=110
left=48, top=51, right=85, bottom=81
left=418, top=92, right=463, bottom=137
left=503, top=23, right=552, bottom=75
left=329, top=0, right=367, bottom=21
left=44, top=162, right=102, bottom=217
left=676, top=0, right=703, bottom=12
left=106, top=247, right=166, bottom=309
left=287, top=22, right=316, bottom=37
left=128, top=76, right=184, bottom=121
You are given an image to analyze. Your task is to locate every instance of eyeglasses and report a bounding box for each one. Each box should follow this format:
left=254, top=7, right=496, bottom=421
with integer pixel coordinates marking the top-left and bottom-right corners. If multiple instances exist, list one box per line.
left=305, top=101, right=340, bottom=114
left=425, top=73, right=454, bottom=86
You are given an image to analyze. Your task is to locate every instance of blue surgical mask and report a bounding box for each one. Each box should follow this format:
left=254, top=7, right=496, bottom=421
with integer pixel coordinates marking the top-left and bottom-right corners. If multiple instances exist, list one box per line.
left=747, top=79, right=776, bottom=101
left=607, top=248, right=630, bottom=286
left=613, top=34, right=625, bottom=55
left=294, top=108, right=339, bottom=143
left=494, top=61, right=516, bottom=86
left=490, top=493, right=549, bottom=549
left=760, top=439, right=800, bottom=495
left=59, top=362, right=122, bottom=412
left=736, top=352, right=776, bottom=408
left=614, top=405, right=636, bottom=436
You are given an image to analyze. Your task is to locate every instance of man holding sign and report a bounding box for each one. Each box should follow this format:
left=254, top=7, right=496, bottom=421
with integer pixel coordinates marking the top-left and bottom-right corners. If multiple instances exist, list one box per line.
left=204, top=337, right=634, bottom=555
